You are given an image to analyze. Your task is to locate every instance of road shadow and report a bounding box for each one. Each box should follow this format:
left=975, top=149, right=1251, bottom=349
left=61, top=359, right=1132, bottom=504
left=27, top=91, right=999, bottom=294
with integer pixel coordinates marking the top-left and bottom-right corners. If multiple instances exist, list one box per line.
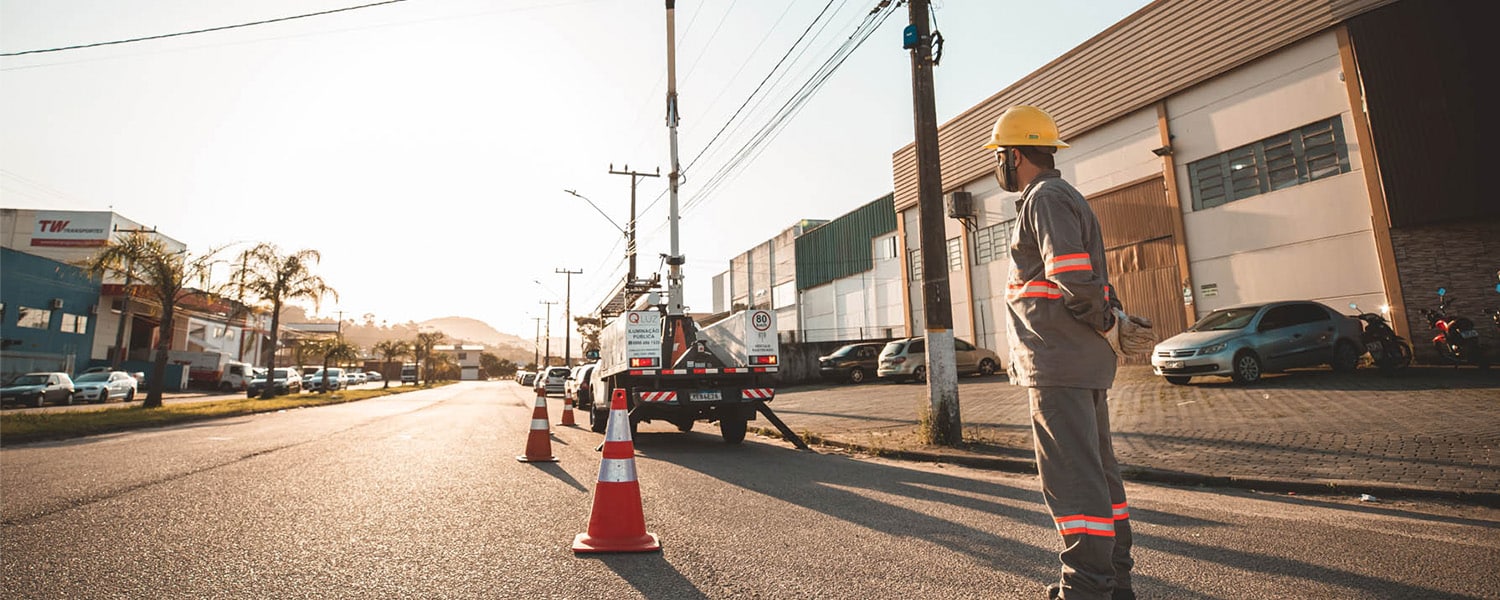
left=526, top=462, right=589, bottom=493
left=585, top=553, right=709, bottom=600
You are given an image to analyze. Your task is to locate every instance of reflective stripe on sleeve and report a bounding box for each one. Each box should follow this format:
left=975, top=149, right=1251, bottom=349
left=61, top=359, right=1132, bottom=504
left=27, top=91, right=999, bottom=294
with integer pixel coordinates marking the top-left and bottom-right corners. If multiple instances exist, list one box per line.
left=1112, top=502, right=1129, bottom=521
left=1046, top=253, right=1093, bottom=276
left=1054, top=515, right=1116, bottom=537
left=1007, top=280, right=1062, bottom=301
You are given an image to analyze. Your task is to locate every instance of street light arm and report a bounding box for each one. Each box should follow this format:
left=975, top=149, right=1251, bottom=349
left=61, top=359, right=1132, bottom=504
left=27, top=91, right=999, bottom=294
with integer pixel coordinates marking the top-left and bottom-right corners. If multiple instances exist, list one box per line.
left=564, top=189, right=626, bottom=236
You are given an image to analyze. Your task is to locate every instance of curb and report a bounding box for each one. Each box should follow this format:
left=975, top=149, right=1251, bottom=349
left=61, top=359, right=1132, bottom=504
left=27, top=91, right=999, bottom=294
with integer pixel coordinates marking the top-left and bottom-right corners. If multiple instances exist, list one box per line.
left=753, top=427, right=1500, bottom=508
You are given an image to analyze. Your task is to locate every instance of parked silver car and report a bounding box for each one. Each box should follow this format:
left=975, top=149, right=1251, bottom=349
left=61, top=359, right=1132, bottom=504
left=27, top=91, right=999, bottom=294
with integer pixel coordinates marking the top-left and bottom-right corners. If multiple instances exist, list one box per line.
left=1151, top=300, right=1364, bottom=385
left=876, top=336, right=1003, bottom=383
left=71, top=370, right=138, bottom=403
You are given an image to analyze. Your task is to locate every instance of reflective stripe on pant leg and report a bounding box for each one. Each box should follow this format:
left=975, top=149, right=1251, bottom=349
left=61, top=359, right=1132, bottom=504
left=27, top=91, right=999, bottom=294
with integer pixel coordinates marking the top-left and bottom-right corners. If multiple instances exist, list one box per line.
left=1094, top=388, right=1134, bottom=591
left=1030, top=386, right=1116, bottom=599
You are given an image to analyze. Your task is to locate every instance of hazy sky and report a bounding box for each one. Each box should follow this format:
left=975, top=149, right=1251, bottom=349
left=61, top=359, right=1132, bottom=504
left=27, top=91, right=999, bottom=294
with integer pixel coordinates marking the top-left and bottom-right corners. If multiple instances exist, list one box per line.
left=2, top=0, right=1149, bottom=340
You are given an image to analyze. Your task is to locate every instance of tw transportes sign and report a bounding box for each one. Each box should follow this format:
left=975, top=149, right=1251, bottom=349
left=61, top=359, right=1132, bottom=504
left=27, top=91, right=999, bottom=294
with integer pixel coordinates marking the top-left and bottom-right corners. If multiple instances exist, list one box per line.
left=31, top=211, right=112, bottom=247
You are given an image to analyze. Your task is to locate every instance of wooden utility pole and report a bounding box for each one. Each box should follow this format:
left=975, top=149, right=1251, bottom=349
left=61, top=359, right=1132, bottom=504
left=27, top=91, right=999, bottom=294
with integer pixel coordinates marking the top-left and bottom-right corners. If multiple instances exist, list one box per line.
left=906, top=0, right=961, bottom=445
left=555, top=268, right=582, bottom=366
left=607, top=165, right=659, bottom=289
left=539, top=300, right=556, bottom=367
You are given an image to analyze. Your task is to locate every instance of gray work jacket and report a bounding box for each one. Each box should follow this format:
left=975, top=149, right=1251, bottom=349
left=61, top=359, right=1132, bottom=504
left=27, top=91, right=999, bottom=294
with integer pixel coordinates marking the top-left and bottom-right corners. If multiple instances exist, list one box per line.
left=1004, top=170, right=1118, bottom=389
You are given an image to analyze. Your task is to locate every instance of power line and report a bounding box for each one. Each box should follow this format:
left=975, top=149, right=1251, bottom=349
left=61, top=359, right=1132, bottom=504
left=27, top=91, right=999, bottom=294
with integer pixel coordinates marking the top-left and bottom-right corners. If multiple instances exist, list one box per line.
left=1, top=0, right=410, bottom=57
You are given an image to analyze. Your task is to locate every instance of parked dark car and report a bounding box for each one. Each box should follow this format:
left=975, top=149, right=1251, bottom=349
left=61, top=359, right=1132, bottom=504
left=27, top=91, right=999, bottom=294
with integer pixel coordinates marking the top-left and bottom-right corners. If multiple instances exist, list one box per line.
left=247, top=368, right=303, bottom=398
left=2, top=372, right=76, bottom=407
left=1151, top=300, right=1364, bottom=385
left=818, top=342, right=887, bottom=383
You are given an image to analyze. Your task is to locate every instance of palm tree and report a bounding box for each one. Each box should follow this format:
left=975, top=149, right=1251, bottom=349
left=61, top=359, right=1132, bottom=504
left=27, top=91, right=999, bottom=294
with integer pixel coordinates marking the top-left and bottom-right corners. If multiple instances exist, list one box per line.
left=232, top=244, right=336, bottom=398
left=304, top=337, right=359, bottom=393
left=372, top=339, right=409, bottom=389
left=79, top=232, right=224, bottom=408
left=411, top=331, right=445, bottom=386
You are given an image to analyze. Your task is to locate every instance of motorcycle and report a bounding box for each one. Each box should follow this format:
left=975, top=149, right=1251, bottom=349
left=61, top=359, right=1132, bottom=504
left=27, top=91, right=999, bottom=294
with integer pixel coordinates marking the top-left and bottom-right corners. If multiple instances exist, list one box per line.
left=1418, top=288, right=1489, bottom=368
left=1348, top=302, right=1411, bottom=375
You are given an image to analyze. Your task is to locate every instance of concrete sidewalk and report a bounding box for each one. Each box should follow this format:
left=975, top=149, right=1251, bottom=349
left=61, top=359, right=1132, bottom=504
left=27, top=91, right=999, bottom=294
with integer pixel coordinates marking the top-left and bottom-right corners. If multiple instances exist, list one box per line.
left=762, top=365, right=1500, bottom=505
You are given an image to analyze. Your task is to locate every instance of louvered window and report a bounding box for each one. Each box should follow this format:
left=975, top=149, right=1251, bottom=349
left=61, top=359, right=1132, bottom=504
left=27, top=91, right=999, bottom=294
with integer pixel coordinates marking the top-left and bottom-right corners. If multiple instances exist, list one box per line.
left=972, top=219, right=1014, bottom=266
left=1188, top=116, right=1350, bottom=210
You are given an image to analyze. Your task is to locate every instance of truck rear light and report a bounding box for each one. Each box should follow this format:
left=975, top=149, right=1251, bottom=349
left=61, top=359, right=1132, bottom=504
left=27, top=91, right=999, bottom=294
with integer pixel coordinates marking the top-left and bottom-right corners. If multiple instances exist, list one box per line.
left=630, top=357, right=658, bottom=368
left=750, top=355, right=778, bottom=365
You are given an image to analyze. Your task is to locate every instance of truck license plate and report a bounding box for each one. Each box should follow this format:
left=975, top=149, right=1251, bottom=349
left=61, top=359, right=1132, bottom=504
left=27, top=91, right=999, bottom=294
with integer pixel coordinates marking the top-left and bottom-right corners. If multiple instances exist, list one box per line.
left=1461, top=329, right=1479, bottom=339
left=690, top=390, right=721, bottom=402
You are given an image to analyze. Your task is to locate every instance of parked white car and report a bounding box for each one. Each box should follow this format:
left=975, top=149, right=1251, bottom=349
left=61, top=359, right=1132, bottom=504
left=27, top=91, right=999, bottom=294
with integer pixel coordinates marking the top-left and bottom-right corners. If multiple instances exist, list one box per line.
left=71, top=370, right=139, bottom=403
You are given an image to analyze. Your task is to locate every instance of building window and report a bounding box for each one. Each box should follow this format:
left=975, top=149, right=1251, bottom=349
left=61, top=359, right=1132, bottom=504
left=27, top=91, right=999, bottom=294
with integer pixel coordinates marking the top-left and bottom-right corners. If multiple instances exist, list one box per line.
left=877, top=235, right=898, bottom=260
left=908, top=248, right=923, bottom=282
left=773, top=281, right=796, bottom=310
left=972, top=219, right=1015, bottom=265
left=947, top=238, right=962, bottom=272
left=457, top=352, right=468, bottom=360
left=1188, top=116, right=1351, bottom=210
left=17, top=306, right=51, bottom=330
left=61, top=313, right=89, bottom=334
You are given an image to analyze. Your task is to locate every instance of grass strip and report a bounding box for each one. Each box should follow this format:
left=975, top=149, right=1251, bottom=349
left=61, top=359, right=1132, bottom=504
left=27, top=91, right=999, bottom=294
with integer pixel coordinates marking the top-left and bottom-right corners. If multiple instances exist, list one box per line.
left=0, top=384, right=450, bottom=446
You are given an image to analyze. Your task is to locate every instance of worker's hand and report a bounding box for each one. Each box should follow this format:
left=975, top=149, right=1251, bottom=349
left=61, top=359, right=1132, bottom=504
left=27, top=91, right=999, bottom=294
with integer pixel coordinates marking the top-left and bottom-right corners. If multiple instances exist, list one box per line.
left=1099, top=308, right=1156, bottom=356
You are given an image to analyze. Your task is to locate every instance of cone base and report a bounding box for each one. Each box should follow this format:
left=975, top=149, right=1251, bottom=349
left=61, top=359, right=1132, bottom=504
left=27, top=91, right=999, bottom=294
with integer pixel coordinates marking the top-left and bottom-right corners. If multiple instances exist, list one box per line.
left=571, top=532, right=661, bottom=554
left=516, top=455, right=559, bottom=463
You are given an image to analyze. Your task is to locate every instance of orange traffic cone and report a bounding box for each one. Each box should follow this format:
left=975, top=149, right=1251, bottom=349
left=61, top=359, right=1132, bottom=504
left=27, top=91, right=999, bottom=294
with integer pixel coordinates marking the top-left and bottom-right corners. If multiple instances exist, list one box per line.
left=516, top=390, right=559, bottom=463
left=561, top=395, right=578, bottom=427
left=572, top=388, right=660, bottom=553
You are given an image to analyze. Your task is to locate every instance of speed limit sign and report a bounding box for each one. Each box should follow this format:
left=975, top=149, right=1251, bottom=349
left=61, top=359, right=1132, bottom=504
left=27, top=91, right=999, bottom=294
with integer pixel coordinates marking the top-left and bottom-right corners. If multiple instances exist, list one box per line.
left=751, top=310, right=771, bottom=332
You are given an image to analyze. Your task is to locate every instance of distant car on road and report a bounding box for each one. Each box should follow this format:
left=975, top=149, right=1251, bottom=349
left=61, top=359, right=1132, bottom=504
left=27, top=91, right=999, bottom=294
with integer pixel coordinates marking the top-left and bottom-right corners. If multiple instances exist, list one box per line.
left=365, top=371, right=383, bottom=383
left=565, top=363, right=597, bottom=406
left=304, top=367, right=345, bottom=392
left=518, top=371, right=536, bottom=387
left=877, top=337, right=1003, bottom=383
left=535, top=366, right=570, bottom=397
left=1151, top=300, right=1364, bottom=385
left=71, top=370, right=138, bottom=403
left=247, top=368, right=303, bottom=398
left=818, top=342, right=887, bottom=384
left=401, top=364, right=418, bottom=384
left=346, top=370, right=367, bottom=386
left=2, top=372, right=76, bottom=407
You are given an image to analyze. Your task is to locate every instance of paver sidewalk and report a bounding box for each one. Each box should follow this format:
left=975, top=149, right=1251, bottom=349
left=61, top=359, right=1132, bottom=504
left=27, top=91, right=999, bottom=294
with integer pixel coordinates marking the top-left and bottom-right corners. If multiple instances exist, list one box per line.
left=765, top=365, right=1500, bottom=504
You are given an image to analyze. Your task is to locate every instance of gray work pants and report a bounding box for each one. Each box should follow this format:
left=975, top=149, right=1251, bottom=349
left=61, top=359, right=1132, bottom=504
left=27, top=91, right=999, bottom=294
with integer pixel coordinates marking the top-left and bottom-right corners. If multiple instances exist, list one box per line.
left=1029, top=386, right=1133, bottom=600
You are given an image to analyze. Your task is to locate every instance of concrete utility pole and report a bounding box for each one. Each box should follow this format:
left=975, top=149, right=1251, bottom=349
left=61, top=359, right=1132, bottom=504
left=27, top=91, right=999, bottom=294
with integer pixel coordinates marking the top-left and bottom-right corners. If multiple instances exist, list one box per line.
left=555, top=268, right=581, bottom=366
left=531, top=316, right=543, bottom=367
left=906, top=0, right=962, bottom=445
left=608, top=165, right=659, bottom=290
left=539, top=300, right=556, bottom=367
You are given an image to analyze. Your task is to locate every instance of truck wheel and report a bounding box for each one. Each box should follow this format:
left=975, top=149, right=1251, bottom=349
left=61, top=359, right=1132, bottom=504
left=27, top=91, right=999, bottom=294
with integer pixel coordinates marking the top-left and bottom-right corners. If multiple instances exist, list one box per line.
left=720, top=415, right=747, bottom=444
left=674, top=419, right=694, bottom=432
left=590, top=406, right=607, bottom=433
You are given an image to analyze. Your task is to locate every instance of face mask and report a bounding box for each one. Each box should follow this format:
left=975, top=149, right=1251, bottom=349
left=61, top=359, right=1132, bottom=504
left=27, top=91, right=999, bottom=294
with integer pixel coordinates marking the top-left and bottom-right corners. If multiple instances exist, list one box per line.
left=994, top=148, right=1021, bottom=193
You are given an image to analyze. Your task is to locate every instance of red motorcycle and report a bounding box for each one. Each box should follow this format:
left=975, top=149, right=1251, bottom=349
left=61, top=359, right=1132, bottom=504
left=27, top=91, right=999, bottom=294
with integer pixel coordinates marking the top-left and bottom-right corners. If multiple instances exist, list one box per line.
left=1419, top=288, right=1488, bottom=368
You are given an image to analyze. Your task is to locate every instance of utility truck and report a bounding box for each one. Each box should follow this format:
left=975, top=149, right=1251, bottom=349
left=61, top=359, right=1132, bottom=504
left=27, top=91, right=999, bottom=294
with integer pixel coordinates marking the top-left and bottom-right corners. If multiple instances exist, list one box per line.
left=167, top=350, right=254, bottom=391
left=576, top=0, right=804, bottom=448
left=583, top=303, right=799, bottom=444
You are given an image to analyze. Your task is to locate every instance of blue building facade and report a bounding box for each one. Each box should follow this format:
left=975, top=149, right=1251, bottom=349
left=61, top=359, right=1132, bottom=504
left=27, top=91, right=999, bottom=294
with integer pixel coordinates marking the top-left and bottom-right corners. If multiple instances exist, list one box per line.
left=1, top=247, right=101, bottom=380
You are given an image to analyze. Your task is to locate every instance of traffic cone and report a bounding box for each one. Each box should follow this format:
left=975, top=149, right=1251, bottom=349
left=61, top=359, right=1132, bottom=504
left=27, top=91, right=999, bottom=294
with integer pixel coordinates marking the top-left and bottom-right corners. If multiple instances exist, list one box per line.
left=561, top=395, right=578, bottom=427
left=516, top=390, right=559, bottom=463
left=572, top=388, right=660, bottom=553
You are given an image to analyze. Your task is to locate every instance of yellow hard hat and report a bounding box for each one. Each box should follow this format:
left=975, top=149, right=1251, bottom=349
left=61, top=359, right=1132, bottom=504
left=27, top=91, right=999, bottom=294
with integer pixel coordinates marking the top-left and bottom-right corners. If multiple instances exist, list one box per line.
left=983, top=105, right=1069, bottom=149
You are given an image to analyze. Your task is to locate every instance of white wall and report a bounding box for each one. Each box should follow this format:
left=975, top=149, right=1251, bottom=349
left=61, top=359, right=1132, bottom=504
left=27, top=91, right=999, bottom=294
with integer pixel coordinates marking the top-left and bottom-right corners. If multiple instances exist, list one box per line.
left=798, top=235, right=906, bottom=343
left=1167, top=31, right=1383, bottom=315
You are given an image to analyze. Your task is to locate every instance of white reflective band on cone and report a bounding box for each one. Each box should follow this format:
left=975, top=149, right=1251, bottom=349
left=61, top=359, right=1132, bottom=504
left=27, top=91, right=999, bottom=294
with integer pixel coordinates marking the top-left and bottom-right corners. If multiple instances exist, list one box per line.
left=606, top=410, right=632, bottom=440
left=534, top=397, right=547, bottom=407
left=597, top=458, right=638, bottom=483
left=531, top=419, right=549, bottom=430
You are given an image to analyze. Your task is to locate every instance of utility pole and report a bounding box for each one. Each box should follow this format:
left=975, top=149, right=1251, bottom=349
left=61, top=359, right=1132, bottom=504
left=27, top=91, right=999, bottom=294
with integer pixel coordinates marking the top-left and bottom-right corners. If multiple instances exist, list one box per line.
left=663, top=0, right=686, bottom=316
left=555, top=268, right=582, bottom=367
left=906, top=0, right=962, bottom=445
left=539, top=300, right=556, bottom=367
left=531, top=316, right=543, bottom=367
left=607, top=164, right=659, bottom=290
left=108, top=224, right=157, bottom=368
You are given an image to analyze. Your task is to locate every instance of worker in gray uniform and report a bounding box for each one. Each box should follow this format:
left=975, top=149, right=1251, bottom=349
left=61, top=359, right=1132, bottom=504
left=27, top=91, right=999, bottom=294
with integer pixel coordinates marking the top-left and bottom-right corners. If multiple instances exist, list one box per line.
left=986, top=105, right=1135, bottom=600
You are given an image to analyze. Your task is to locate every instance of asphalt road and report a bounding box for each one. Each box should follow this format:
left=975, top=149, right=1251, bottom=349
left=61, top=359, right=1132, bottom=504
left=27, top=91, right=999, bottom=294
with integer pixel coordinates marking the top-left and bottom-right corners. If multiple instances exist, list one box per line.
left=4, top=381, right=1498, bottom=599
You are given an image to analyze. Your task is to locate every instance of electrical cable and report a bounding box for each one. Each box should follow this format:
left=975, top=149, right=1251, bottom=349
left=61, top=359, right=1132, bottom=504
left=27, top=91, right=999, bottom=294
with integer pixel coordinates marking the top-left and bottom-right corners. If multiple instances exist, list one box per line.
left=1, top=0, right=410, bottom=57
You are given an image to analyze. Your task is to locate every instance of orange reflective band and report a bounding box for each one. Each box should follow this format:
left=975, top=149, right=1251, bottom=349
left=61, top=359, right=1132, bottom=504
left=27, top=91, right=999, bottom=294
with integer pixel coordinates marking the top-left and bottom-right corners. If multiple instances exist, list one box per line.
left=1007, top=280, right=1062, bottom=300
left=1046, top=253, right=1093, bottom=276
left=1054, top=514, right=1116, bottom=537
left=1112, top=502, right=1129, bottom=521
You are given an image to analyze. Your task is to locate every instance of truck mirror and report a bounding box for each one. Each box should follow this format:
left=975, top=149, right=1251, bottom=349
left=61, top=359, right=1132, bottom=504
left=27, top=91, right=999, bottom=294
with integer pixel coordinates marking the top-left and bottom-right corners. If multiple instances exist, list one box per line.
left=585, top=349, right=600, bottom=360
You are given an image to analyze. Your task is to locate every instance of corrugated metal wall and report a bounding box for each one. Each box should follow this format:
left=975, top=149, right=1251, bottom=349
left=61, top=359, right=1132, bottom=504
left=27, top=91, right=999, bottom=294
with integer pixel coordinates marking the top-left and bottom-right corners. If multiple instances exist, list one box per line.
left=892, top=0, right=1395, bottom=211
left=1088, top=178, right=1189, bottom=363
left=795, top=194, right=897, bottom=290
